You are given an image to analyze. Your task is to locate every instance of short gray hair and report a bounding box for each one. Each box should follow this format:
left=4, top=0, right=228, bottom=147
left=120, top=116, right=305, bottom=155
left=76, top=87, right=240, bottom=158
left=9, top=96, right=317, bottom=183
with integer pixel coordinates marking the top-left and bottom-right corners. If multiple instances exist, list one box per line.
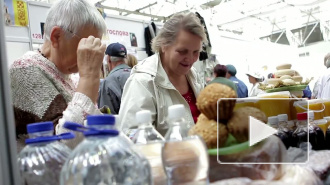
left=151, top=12, right=207, bottom=53
left=44, top=0, right=107, bottom=41
left=110, top=56, right=126, bottom=63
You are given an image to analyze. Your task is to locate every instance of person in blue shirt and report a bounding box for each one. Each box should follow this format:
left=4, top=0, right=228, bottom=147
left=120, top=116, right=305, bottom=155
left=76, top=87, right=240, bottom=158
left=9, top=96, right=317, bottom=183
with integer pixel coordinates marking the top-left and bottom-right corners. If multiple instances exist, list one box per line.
left=98, top=43, right=131, bottom=114
left=225, top=64, right=248, bottom=98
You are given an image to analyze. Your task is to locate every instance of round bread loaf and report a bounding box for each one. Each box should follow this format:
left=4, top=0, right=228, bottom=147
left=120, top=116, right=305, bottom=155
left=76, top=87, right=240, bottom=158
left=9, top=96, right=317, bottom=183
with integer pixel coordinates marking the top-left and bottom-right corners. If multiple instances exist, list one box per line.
left=197, top=83, right=237, bottom=121
left=227, top=107, right=267, bottom=143
left=189, top=114, right=228, bottom=148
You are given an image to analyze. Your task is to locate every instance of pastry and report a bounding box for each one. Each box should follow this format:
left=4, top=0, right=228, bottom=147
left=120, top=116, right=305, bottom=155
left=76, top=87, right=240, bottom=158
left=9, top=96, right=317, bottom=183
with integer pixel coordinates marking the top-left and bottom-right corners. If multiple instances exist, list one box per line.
left=196, top=83, right=237, bottom=121
left=227, top=107, right=267, bottom=143
left=189, top=114, right=228, bottom=148
left=274, top=69, right=295, bottom=78
left=276, top=63, right=292, bottom=70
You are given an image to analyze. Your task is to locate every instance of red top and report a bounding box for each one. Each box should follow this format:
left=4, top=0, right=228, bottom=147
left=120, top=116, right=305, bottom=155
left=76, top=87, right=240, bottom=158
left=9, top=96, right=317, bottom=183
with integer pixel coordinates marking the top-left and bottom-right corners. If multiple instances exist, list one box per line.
left=182, top=86, right=200, bottom=123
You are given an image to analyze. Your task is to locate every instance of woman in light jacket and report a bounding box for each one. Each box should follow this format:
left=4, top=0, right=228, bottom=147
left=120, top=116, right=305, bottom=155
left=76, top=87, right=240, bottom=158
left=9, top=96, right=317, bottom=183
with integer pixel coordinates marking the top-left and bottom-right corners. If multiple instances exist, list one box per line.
left=119, top=12, right=207, bottom=136
left=246, top=71, right=264, bottom=97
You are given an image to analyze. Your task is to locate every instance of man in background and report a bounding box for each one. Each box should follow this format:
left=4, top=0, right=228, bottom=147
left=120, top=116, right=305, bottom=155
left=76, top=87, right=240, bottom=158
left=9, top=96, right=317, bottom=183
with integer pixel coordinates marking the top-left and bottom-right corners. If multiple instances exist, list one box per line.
left=98, top=43, right=131, bottom=114
left=226, top=64, right=248, bottom=98
left=315, top=53, right=330, bottom=99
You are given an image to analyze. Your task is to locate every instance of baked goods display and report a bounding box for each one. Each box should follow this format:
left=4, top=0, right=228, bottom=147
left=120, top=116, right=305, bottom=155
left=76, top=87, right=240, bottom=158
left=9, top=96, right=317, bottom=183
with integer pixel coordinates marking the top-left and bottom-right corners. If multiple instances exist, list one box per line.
left=259, top=63, right=312, bottom=92
left=190, top=82, right=285, bottom=182
left=196, top=83, right=237, bottom=121
left=191, top=83, right=268, bottom=148
left=227, top=107, right=267, bottom=143
left=189, top=114, right=228, bottom=148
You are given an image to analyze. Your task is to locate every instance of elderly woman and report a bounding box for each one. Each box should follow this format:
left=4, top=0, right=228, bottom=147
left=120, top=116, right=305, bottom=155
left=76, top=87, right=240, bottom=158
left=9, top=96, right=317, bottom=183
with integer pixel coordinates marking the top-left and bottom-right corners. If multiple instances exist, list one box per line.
left=10, top=0, right=106, bottom=149
left=246, top=71, right=264, bottom=97
left=119, top=12, right=207, bottom=136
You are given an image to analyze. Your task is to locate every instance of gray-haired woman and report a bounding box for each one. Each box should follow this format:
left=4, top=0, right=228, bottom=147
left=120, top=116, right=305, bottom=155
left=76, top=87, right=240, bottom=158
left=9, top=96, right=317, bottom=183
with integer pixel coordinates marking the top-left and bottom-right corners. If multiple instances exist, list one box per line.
left=10, top=0, right=107, bottom=150
left=119, top=12, right=207, bottom=136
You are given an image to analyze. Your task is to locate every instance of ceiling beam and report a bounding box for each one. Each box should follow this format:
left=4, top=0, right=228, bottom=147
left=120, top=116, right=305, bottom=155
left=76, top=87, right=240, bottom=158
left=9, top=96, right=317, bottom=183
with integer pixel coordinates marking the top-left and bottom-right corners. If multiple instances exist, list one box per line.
left=97, top=3, right=166, bottom=21
left=200, top=0, right=222, bottom=9
left=122, top=2, right=157, bottom=16
left=217, top=2, right=290, bottom=26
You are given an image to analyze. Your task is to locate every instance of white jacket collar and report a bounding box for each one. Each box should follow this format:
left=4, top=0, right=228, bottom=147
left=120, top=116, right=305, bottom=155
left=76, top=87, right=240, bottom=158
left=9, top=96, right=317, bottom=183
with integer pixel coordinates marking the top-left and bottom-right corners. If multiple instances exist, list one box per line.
left=131, top=53, right=201, bottom=94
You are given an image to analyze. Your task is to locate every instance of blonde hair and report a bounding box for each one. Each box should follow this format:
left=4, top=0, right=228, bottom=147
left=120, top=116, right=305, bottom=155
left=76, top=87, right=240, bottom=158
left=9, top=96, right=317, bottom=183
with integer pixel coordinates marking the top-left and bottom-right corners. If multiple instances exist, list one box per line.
left=126, top=54, right=138, bottom=68
left=151, top=12, right=207, bottom=53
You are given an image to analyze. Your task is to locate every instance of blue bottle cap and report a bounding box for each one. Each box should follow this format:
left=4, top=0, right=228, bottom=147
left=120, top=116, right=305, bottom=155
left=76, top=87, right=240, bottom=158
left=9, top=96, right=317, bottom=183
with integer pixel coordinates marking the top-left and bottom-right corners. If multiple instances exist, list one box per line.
left=87, top=115, right=115, bottom=126
left=27, top=122, right=54, bottom=134
left=25, top=132, right=75, bottom=144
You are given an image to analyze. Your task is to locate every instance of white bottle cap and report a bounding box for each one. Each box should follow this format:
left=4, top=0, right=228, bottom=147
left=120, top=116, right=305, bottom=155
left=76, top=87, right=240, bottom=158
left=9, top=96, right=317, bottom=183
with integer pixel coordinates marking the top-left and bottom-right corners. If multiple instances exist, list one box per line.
left=168, top=104, right=185, bottom=120
left=308, top=111, right=314, bottom=120
left=277, top=114, right=288, bottom=122
left=268, top=116, right=278, bottom=126
left=113, top=115, right=120, bottom=125
left=136, top=110, right=152, bottom=124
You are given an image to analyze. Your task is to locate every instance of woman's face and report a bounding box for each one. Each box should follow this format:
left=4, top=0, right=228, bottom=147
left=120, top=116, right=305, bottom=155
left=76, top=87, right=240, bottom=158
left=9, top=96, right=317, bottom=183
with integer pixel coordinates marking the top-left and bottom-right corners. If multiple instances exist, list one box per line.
left=248, top=75, right=255, bottom=84
left=55, top=26, right=102, bottom=74
left=161, top=30, right=202, bottom=77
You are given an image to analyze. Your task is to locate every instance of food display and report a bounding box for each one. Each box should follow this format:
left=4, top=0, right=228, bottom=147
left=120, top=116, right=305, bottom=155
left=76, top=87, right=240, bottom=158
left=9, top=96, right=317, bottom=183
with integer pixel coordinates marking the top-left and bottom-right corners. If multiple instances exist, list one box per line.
left=227, top=107, right=267, bottom=143
left=188, top=114, right=228, bottom=148
left=196, top=83, right=237, bottom=121
left=190, top=82, right=286, bottom=182
left=259, top=63, right=312, bottom=93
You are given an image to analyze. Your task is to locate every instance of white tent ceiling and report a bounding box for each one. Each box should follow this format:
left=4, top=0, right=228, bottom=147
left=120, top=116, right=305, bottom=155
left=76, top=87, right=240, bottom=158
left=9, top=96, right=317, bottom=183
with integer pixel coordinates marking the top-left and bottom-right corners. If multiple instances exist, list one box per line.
left=31, top=0, right=330, bottom=46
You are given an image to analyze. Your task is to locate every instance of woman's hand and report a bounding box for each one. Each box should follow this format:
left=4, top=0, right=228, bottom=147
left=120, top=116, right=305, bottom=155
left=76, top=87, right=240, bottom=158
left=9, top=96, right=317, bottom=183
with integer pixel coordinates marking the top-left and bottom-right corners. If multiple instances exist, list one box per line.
left=77, top=36, right=106, bottom=79
left=76, top=36, right=106, bottom=103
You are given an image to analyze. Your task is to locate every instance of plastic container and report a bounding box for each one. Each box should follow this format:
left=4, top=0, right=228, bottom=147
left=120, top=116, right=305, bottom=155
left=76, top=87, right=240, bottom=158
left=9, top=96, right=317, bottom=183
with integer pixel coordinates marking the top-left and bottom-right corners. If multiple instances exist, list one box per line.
left=275, top=114, right=291, bottom=149
left=234, top=98, right=259, bottom=111
left=292, top=112, right=308, bottom=148
left=162, top=104, right=209, bottom=185
left=60, top=115, right=152, bottom=185
left=308, top=112, right=326, bottom=150
left=256, top=91, right=291, bottom=119
left=290, top=91, right=304, bottom=98
left=18, top=122, right=73, bottom=185
left=322, top=100, right=330, bottom=117
left=325, top=117, right=330, bottom=150
left=315, top=119, right=328, bottom=135
left=132, top=110, right=166, bottom=185
left=294, top=100, right=325, bottom=120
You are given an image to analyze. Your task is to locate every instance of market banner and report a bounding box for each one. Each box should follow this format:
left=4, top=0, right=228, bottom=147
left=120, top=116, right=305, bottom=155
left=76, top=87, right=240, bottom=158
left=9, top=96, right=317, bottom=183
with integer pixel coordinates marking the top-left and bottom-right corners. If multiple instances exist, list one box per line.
left=3, top=0, right=28, bottom=26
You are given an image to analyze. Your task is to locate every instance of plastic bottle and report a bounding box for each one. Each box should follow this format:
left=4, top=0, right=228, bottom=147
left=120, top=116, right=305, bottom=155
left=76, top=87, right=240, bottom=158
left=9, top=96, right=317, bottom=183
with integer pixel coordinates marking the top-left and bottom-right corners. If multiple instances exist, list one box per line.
left=292, top=112, right=308, bottom=148
left=308, top=111, right=326, bottom=150
left=60, top=115, right=152, bottom=185
left=162, top=104, right=209, bottom=185
left=268, top=116, right=278, bottom=129
left=312, top=119, right=326, bottom=150
left=132, top=110, right=166, bottom=185
left=325, top=117, right=330, bottom=150
left=275, top=114, right=291, bottom=149
left=18, top=122, right=73, bottom=185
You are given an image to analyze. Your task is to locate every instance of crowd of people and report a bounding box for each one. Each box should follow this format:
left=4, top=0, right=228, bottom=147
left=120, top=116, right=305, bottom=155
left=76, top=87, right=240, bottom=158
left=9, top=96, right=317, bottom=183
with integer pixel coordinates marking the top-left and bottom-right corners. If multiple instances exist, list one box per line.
left=8, top=0, right=330, bottom=150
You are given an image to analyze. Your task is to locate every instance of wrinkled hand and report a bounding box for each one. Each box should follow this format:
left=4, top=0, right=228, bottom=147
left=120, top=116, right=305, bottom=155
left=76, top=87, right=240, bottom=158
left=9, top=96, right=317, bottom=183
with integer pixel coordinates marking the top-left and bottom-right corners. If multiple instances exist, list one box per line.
left=77, top=36, right=106, bottom=79
left=76, top=36, right=105, bottom=103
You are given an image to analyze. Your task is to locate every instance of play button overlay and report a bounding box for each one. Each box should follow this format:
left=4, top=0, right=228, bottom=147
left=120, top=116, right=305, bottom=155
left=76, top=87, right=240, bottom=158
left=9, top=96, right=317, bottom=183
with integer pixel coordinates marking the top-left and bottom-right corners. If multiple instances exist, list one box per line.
left=249, top=116, right=277, bottom=147
left=216, top=98, right=309, bottom=165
